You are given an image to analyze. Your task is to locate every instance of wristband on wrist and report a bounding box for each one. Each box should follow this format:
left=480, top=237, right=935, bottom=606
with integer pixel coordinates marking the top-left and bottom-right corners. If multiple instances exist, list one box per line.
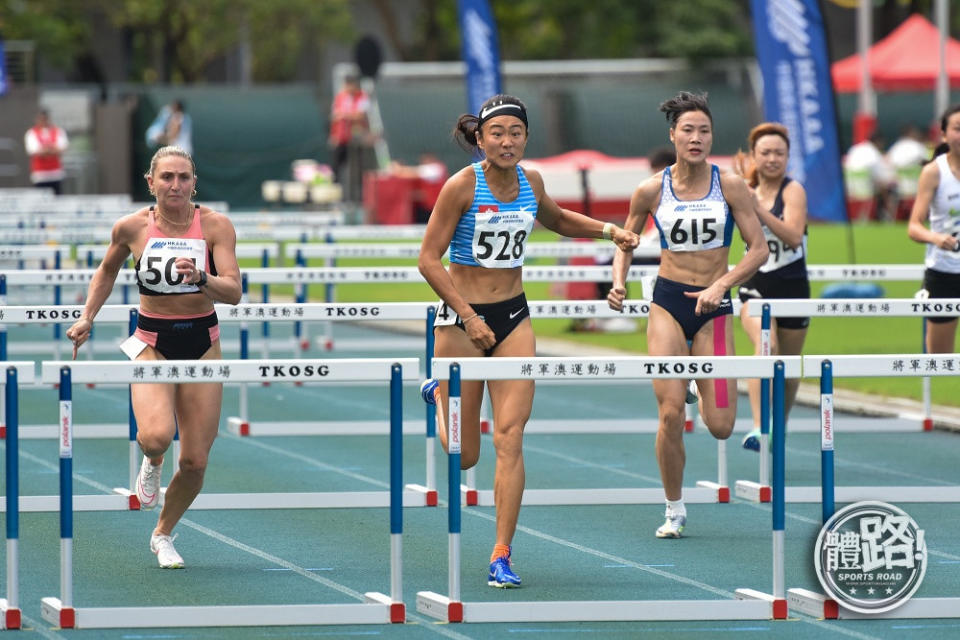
left=602, top=222, right=614, bottom=241
left=461, top=312, right=479, bottom=325
left=196, top=270, right=208, bottom=287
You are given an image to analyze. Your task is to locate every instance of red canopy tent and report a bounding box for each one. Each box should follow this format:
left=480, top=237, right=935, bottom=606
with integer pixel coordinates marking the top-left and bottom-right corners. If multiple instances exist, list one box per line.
left=832, top=14, right=960, bottom=92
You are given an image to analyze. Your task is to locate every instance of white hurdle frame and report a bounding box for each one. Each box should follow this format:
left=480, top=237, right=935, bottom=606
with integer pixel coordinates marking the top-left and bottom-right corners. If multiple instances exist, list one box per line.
left=736, top=299, right=960, bottom=504
left=283, top=240, right=662, bottom=261
left=0, top=363, right=36, bottom=630
left=38, top=359, right=409, bottom=629
left=0, top=355, right=423, bottom=516
left=417, top=355, right=799, bottom=623
left=0, top=300, right=686, bottom=512
left=788, top=353, right=960, bottom=620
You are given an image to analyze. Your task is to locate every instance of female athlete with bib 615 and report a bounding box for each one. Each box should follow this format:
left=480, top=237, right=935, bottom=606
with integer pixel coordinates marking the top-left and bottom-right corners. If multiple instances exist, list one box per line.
left=418, top=94, right=639, bottom=588
left=607, top=92, right=767, bottom=539
left=66, top=145, right=242, bottom=569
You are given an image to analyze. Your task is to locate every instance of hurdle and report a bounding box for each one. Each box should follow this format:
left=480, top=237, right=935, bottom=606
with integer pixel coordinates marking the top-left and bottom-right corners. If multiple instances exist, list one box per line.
left=2, top=356, right=426, bottom=515
left=736, top=300, right=960, bottom=504
left=0, top=298, right=714, bottom=507
left=76, top=242, right=280, bottom=269
left=284, top=240, right=663, bottom=261
left=38, top=358, right=408, bottom=628
left=0, top=302, right=441, bottom=512
left=0, top=363, right=35, bottom=630
left=787, top=353, right=960, bottom=620
left=417, top=355, right=798, bottom=622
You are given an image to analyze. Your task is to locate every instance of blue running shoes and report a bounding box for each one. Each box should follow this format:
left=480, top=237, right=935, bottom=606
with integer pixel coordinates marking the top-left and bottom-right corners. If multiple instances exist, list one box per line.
left=488, top=549, right=522, bottom=588
left=741, top=427, right=763, bottom=452
left=420, top=378, right=439, bottom=405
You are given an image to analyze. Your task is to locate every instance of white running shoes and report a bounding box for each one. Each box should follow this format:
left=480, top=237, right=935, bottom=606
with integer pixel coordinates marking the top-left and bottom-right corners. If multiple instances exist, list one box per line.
left=655, top=510, right=687, bottom=539
left=150, top=533, right=184, bottom=569
left=136, top=456, right=162, bottom=510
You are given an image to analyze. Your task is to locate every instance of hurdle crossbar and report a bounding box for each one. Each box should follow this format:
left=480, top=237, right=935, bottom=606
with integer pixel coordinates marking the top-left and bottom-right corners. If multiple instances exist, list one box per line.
left=39, top=359, right=408, bottom=629
left=417, top=357, right=792, bottom=623
left=735, top=301, right=960, bottom=505
left=284, top=241, right=662, bottom=260
left=0, top=263, right=928, bottom=287
left=434, top=355, right=801, bottom=507
left=746, top=298, right=960, bottom=318
left=4, top=359, right=422, bottom=515
left=0, top=245, right=70, bottom=261
left=785, top=354, right=960, bottom=620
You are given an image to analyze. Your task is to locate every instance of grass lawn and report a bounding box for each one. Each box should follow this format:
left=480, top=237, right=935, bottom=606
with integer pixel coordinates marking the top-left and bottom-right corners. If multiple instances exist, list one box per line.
left=240, top=222, right=958, bottom=406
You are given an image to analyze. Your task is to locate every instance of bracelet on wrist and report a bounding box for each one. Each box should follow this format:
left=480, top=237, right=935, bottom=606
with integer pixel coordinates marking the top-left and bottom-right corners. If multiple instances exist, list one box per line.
left=461, top=312, right=479, bottom=325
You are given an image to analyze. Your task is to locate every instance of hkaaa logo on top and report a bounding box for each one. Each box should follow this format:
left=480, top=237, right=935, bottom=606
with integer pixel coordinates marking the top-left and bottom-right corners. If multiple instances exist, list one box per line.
left=814, top=501, right=927, bottom=614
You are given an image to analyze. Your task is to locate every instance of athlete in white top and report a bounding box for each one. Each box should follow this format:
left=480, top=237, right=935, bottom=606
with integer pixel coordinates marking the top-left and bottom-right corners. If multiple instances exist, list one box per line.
left=908, top=105, right=960, bottom=354
left=607, top=91, right=767, bottom=539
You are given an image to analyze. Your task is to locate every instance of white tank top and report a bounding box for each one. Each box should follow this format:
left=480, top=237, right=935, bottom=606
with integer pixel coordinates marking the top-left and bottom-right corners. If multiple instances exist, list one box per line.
left=653, top=164, right=733, bottom=252
left=928, top=155, right=960, bottom=273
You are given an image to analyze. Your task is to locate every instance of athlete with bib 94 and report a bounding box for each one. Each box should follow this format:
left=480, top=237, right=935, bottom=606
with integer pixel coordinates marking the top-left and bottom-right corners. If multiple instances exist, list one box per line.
left=66, top=146, right=242, bottom=569
left=607, top=92, right=768, bottom=539
left=417, top=94, right=639, bottom=588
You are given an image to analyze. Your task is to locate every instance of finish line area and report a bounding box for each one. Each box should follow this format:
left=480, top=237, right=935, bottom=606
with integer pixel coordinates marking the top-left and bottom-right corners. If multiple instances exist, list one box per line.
left=1, top=324, right=959, bottom=636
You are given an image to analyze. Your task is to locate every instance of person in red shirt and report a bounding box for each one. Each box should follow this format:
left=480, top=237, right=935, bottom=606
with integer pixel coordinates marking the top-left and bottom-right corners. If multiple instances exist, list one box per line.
left=24, top=110, right=69, bottom=194
left=328, top=74, right=371, bottom=197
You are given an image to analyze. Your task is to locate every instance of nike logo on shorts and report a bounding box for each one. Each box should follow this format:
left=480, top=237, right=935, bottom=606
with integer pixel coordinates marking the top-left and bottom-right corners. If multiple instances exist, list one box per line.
left=509, top=308, right=524, bottom=319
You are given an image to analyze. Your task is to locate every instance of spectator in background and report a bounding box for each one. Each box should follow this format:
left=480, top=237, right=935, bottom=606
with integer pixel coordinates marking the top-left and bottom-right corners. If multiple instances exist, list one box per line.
left=146, top=100, right=193, bottom=155
left=887, top=124, right=930, bottom=220
left=24, top=109, right=69, bottom=194
left=329, top=74, right=371, bottom=201
left=843, top=131, right=896, bottom=220
left=389, top=152, right=449, bottom=223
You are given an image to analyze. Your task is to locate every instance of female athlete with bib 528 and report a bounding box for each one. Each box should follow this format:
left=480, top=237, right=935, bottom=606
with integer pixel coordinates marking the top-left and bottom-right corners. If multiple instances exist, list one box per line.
left=734, top=123, right=810, bottom=452
left=418, top=94, right=639, bottom=587
left=607, top=92, right=767, bottom=539
left=66, top=145, right=242, bottom=568
left=908, top=104, right=960, bottom=355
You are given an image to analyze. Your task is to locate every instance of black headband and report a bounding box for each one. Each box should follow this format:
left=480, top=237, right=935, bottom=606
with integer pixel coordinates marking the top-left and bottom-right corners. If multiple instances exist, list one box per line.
left=477, top=102, right=528, bottom=129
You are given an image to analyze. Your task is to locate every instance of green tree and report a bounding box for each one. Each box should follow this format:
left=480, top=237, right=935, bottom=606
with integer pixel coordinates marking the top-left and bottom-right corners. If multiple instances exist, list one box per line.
left=401, top=0, right=753, bottom=63
left=0, top=0, right=92, bottom=70
left=101, top=0, right=354, bottom=83
left=0, top=0, right=355, bottom=83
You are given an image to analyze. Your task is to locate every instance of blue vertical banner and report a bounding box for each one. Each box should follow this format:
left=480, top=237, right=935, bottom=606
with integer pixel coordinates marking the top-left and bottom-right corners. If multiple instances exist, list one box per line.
left=457, top=0, right=502, bottom=115
left=750, top=0, right=847, bottom=222
left=0, top=37, right=8, bottom=96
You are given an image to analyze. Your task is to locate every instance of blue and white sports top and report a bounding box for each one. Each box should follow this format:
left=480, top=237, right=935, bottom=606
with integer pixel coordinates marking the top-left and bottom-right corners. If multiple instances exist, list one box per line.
left=653, top=164, right=733, bottom=252
left=928, top=154, right=960, bottom=273
left=449, top=162, right=537, bottom=268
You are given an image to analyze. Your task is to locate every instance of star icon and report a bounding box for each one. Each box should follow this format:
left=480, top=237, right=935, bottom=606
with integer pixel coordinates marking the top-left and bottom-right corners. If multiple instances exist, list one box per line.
left=886, top=588, right=894, bottom=595
left=867, top=588, right=876, bottom=595
left=849, top=587, right=858, bottom=595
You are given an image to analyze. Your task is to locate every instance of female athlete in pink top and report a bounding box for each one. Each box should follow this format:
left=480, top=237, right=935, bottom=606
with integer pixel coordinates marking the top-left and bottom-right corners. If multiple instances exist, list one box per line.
left=67, top=145, right=242, bottom=568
